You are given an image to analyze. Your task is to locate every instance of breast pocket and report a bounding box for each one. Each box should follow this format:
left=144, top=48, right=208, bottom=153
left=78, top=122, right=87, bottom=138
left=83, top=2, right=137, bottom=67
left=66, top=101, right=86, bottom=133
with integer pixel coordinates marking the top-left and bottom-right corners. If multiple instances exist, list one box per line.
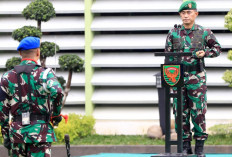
left=191, top=31, right=204, bottom=50
left=173, top=38, right=183, bottom=50
left=191, top=37, right=204, bottom=49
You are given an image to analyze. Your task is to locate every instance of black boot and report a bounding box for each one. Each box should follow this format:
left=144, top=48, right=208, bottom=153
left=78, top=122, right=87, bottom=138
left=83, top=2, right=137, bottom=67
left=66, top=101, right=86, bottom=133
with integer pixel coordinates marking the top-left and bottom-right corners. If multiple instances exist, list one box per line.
left=183, top=141, right=193, bottom=154
left=195, top=140, right=206, bottom=157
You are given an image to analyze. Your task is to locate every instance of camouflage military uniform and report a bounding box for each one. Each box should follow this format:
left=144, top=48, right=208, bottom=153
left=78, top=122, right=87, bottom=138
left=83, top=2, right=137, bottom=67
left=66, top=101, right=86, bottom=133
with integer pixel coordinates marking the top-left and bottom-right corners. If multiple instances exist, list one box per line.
left=0, top=59, right=63, bottom=157
left=164, top=24, right=222, bottom=141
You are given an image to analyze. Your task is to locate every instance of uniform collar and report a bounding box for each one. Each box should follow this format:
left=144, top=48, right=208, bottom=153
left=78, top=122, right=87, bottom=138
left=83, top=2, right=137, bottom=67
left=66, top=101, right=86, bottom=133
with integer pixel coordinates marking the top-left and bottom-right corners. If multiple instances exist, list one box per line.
left=181, top=23, right=198, bottom=31
left=20, top=58, right=38, bottom=65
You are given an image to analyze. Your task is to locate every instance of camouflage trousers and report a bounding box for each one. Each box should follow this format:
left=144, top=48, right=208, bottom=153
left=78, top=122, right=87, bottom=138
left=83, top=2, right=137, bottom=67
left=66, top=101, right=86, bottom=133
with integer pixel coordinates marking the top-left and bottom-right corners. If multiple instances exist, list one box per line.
left=10, top=142, right=51, bottom=157
left=173, top=82, right=208, bottom=141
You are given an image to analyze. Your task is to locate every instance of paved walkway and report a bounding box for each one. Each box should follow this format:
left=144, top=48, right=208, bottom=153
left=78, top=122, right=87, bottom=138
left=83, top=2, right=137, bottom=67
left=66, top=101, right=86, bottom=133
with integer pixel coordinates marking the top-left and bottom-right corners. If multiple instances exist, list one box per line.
left=80, top=153, right=232, bottom=157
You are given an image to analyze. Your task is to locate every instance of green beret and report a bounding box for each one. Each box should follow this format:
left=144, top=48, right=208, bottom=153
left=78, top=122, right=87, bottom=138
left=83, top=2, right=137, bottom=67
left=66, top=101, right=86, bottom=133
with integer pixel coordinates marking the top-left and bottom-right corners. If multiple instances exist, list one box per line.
left=178, top=0, right=197, bottom=12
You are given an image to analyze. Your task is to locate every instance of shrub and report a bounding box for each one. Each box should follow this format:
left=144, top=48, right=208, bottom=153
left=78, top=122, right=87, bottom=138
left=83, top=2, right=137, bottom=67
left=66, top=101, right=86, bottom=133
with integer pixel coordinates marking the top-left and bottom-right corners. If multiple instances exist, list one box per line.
left=57, top=76, right=66, bottom=89
left=225, top=9, right=232, bottom=31
left=40, top=41, right=59, bottom=67
left=223, top=10, right=232, bottom=86
left=40, top=41, right=59, bottom=59
left=12, top=26, right=42, bottom=42
left=58, top=54, right=84, bottom=106
left=227, top=49, right=232, bottom=61
left=5, top=57, right=21, bottom=70
left=22, top=0, right=56, bottom=22
left=208, top=123, right=232, bottom=138
left=59, top=54, right=84, bottom=72
left=223, top=70, right=232, bottom=87
left=54, top=114, right=95, bottom=143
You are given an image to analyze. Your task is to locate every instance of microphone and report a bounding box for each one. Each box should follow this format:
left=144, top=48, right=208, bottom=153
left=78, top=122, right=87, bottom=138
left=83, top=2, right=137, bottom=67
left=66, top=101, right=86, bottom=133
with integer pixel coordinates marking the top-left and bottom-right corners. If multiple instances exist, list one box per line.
left=65, top=134, right=70, bottom=143
left=65, top=134, right=70, bottom=157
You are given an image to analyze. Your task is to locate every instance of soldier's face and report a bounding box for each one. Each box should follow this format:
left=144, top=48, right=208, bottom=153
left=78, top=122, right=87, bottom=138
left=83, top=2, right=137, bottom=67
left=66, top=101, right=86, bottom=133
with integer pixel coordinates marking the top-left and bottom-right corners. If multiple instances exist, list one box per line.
left=179, top=10, right=198, bottom=26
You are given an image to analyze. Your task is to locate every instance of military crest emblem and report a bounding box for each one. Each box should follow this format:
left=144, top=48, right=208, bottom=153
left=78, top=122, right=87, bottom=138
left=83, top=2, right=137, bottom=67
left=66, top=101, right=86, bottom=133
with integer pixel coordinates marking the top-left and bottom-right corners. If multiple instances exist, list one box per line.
left=188, top=3, right=192, bottom=9
left=163, top=65, right=181, bottom=86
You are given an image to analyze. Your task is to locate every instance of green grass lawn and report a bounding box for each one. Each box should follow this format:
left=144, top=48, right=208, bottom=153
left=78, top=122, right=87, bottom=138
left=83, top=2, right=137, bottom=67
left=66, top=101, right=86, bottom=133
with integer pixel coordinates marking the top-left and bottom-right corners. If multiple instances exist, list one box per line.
left=54, top=134, right=232, bottom=145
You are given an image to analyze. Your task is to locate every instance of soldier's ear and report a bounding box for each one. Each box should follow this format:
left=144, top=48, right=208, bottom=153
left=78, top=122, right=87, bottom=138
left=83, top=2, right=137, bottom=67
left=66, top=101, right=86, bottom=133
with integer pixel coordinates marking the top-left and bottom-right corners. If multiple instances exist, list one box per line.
left=36, top=48, right=40, bottom=57
left=19, top=51, right=22, bottom=57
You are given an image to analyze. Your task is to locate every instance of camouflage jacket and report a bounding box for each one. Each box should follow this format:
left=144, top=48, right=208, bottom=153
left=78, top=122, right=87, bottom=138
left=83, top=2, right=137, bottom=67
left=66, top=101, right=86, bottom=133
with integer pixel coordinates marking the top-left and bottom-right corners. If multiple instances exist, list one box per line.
left=0, top=60, right=63, bottom=143
left=164, top=24, right=222, bottom=84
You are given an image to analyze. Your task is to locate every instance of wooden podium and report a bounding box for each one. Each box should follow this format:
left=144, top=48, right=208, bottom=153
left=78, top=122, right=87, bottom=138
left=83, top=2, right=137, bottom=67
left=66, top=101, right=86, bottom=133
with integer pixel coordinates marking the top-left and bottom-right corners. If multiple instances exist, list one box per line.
left=152, top=52, right=196, bottom=157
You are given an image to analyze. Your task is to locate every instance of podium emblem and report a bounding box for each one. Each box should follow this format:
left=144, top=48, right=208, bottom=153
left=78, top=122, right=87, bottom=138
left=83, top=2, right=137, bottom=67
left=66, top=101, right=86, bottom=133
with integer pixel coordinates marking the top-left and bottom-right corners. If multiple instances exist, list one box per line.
left=163, top=65, right=181, bottom=86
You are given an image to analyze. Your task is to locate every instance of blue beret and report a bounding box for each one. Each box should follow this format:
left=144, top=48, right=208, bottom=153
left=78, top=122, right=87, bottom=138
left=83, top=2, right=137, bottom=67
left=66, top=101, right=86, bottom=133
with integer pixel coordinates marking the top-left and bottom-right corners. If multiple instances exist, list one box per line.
left=17, top=36, right=40, bottom=51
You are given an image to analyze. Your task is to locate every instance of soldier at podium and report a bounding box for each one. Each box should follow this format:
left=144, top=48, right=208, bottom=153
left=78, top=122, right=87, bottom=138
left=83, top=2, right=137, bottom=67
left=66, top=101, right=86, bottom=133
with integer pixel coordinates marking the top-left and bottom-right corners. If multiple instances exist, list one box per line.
left=164, top=1, right=222, bottom=156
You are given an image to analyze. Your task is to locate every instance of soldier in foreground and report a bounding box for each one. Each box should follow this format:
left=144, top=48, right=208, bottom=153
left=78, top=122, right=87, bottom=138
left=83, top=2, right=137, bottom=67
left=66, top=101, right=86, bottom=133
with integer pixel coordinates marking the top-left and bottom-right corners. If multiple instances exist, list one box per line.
left=164, top=1, right=222, bottom=156
left=0, top=36, right=64, bottom=157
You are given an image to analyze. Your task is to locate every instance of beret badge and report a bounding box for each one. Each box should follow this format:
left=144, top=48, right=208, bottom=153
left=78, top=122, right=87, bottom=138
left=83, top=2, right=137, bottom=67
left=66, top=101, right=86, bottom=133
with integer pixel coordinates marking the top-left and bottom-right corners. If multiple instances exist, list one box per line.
left=188, top=3, right=192, bottom=9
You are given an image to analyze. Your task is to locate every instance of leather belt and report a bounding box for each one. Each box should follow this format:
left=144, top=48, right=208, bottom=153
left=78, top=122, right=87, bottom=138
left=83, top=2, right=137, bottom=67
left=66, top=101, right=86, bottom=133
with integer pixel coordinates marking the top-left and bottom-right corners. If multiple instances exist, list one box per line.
left=183, top=63, right=204, bottom=72
left=12, top=114, right=49, bottom=122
